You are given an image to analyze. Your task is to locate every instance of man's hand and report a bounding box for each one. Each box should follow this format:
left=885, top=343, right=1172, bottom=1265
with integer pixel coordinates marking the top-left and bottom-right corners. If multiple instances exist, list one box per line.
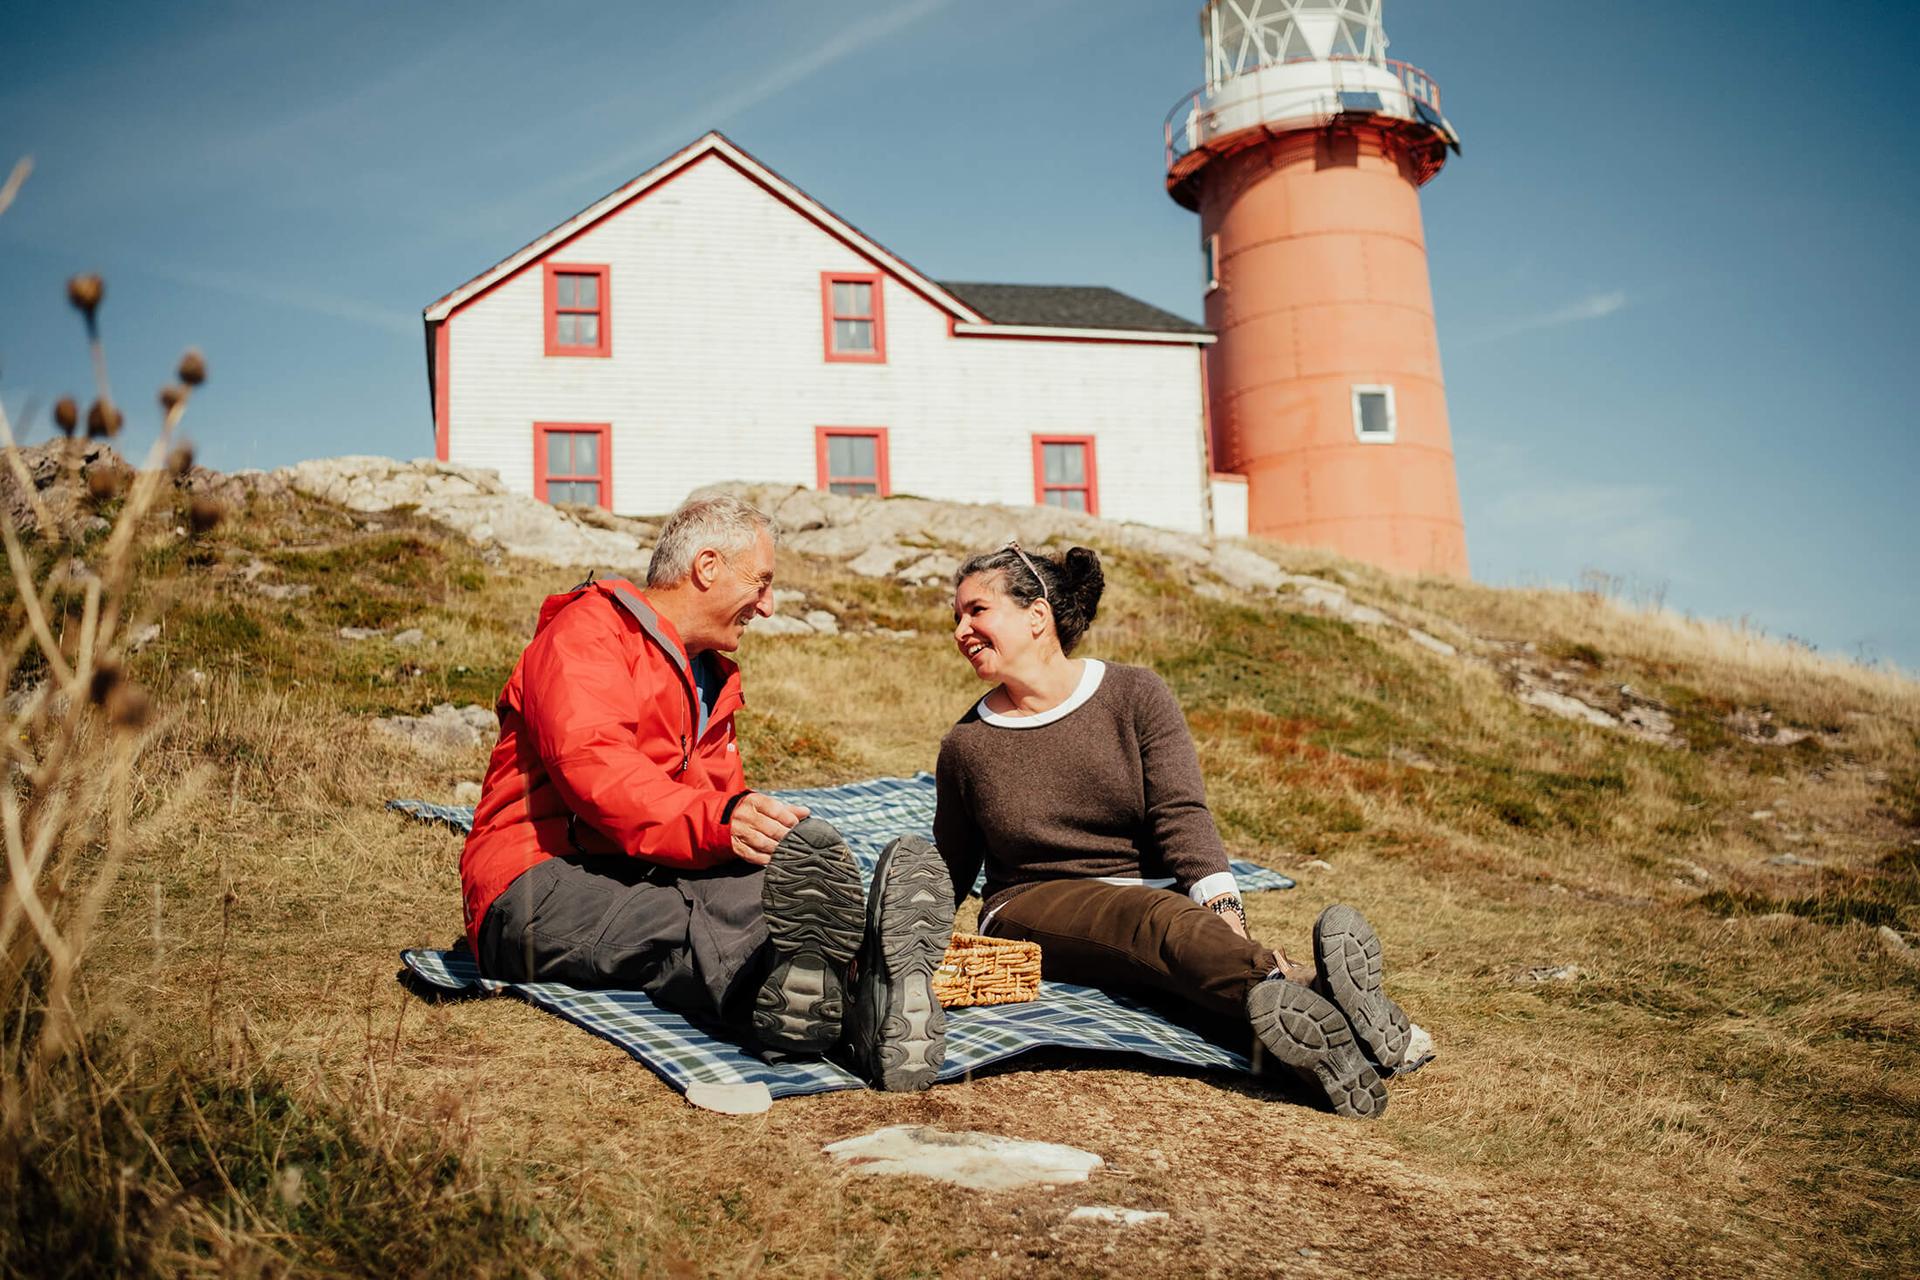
left=729, top=793, right=811, bottom=865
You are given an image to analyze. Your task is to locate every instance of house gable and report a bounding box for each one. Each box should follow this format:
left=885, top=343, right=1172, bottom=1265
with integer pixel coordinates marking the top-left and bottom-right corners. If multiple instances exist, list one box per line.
left=423, top=133, right=985, bottom=328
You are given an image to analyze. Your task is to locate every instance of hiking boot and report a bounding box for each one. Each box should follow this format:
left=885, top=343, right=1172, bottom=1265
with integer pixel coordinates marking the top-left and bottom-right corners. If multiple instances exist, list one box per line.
left=1246, top=977, right=1388, bottom=1119
left=846, top=835, right=953, bottom=1091
left=1311, top=903, right=1412, bottom=1073
left=754, top=817, right=866, bottom=1056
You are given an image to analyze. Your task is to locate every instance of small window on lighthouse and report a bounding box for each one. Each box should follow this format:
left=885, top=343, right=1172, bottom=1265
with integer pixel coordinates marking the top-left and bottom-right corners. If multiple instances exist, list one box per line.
left=1352, top=385, right=1397, bottom=443
left=1203, top=234, right=1220, bottom=292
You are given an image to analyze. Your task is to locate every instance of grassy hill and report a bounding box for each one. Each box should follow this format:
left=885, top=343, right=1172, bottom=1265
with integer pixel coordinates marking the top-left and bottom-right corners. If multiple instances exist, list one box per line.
left=4, top=456, right=1916, bottom=1277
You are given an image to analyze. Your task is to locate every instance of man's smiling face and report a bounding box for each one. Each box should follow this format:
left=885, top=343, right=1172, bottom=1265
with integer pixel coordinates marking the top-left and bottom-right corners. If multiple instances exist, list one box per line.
left=706, top=528, right=776, bottom=652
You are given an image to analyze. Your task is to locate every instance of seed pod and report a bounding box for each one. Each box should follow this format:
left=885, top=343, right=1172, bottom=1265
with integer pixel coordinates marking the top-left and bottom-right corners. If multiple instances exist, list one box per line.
left=66, top=273, right=104, bottom=317
left=177, top=348, right=207, bottom=386
left=187, top=495, right=223, bottom=533
left=159, top=383, right=187, bottom=412
left=53, top=396, right=79, bottom=435
left=85, top=398, right=123, bottom=439
left=89, top=661, right=123, bottom=705
left=167, top=441, right=195, bottom=477
left=85, top=466, right=124, bottom=501
left=106, top=682, right=150, bottom=730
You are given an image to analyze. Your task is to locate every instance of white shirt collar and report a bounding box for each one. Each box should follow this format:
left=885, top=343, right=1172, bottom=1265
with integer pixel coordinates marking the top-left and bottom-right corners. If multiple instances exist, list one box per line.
left=975, top=660, right=1106, bottom=729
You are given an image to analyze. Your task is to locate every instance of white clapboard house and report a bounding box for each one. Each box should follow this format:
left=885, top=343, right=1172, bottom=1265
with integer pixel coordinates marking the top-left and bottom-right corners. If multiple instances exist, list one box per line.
left=422, top=133, right=1241, bottom=535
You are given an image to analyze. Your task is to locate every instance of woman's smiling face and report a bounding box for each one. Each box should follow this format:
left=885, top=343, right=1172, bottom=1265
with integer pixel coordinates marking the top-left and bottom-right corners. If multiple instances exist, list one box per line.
left=952, top=571, right=1036, bottom=681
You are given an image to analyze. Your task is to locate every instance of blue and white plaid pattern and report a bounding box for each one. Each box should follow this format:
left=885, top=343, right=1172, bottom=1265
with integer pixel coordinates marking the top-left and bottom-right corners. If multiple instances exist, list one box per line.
left=388, top=772, right=1298, bottom=895
left=393, top=772, right=1295, bottom=1101
left=401, top=945, right=1250, bottom=1100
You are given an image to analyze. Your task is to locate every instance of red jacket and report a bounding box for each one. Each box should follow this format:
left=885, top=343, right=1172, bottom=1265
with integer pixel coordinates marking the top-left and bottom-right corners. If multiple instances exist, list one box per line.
left=459, top=579, right=747, bottom=946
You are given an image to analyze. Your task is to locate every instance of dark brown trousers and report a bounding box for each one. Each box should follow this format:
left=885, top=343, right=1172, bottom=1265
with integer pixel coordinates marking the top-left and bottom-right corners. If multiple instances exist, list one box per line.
left=982, top=879, right=1275, bottom=1020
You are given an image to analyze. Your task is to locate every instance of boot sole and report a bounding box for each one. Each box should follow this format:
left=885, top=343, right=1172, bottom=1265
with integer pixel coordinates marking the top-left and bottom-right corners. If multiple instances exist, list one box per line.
left=1247, top=979, right=1388, bottom=1119
left=756, top=818, right=865, bottom=1054
left=1313, top=903, right=1411, bottom=1072
left=855, top=836, right=952, bottom=1091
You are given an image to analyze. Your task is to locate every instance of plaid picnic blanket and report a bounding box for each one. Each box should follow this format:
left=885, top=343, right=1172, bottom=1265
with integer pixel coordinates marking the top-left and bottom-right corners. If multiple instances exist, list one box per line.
left=388, top=772, right=1299, bottom=896
left=393, top=772, right=1296, bottom=1102
left=400, top=946, right=1259, bottom=1100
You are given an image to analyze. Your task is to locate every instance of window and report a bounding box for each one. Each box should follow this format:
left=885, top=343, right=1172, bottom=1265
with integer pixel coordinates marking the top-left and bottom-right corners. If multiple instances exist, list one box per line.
left=1351, top=384, right=1397, bottom=443
left=534, top=422, right=610, bottom=508
left=815, top=427, right=890, bottom=497
left=544, top=263, right=610, bottom=357
left=1204, top=233, right=1220, bottom=292
left=1032, top=435, right=1099, bottom=514
left=821, top=271, right=886, bottom=363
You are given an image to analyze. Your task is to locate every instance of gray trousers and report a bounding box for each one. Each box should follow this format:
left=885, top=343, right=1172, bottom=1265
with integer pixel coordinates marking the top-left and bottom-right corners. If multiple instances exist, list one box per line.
left=475, top=855, right=771, bottom=1027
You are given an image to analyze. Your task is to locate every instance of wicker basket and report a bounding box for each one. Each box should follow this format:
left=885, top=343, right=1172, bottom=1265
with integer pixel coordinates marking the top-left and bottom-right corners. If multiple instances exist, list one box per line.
left=932, top=932, right=1042, bottom=1007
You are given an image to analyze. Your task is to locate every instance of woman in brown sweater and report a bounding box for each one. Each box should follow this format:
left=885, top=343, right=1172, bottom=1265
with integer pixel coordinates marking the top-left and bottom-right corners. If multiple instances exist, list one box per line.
left=933, top=543, right=1415, bottom=1119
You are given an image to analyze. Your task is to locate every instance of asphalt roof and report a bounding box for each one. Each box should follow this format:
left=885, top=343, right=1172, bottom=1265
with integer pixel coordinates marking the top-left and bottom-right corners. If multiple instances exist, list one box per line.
left=937, top=282, right=1210, bottom=335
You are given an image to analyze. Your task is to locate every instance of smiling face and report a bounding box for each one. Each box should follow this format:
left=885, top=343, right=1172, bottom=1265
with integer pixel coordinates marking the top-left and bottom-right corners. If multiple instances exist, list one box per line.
left=952, top=571, right=1043, bottom=682
left=698, top=528, right=776, bottom=652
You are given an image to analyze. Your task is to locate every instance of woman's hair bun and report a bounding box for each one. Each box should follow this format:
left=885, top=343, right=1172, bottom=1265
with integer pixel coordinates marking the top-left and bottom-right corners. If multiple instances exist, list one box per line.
left=1055, top=546, right=1104, bottom=655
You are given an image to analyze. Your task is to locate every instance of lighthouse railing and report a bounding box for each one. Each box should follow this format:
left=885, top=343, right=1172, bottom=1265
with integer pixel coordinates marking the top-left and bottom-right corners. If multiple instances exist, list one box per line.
left=1165, top=57, right=1443, bottom=169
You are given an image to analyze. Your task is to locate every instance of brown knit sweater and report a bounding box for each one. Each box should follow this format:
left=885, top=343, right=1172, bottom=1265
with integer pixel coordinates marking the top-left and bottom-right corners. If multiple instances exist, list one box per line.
left=932, top=662, right=1232, bottom=915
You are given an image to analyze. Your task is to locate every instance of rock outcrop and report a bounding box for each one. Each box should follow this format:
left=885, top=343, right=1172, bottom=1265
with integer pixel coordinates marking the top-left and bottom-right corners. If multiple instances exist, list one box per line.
left=277, top=456, right=654, bottom=572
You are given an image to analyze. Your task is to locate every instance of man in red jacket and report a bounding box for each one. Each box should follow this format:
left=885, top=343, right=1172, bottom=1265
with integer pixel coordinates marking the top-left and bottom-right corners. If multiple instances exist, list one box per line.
left=460, top=496, right=951, bottom=1089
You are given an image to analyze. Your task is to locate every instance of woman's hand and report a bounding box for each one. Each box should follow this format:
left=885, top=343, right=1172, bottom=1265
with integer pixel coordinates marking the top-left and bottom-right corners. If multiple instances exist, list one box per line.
left=1205, top=892, right=1248, bottom=939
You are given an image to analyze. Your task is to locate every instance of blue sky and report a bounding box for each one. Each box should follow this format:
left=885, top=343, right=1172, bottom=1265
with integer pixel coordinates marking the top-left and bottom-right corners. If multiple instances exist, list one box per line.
left=3, top=1, right=1915, bottom=667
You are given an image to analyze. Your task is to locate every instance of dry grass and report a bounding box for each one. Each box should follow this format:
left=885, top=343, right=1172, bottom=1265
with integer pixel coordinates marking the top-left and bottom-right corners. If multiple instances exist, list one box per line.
left=3, top=295, right=1917, bottom=1273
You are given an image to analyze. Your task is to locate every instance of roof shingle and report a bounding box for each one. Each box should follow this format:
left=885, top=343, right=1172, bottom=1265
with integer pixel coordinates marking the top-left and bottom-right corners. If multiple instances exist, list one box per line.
left=937, top=282, right=1209, bottom=335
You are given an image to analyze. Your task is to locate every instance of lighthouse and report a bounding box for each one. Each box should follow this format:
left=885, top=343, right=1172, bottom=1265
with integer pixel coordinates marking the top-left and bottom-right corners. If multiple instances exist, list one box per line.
left=1167, top=0, right=1468, bottom=577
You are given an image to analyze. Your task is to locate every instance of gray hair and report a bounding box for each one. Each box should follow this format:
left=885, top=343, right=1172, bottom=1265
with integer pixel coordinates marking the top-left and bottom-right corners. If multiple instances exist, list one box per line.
left=645, top=496, right=777, bottom=588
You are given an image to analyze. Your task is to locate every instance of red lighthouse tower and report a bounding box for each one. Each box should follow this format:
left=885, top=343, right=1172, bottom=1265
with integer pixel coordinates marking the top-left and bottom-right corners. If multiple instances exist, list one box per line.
left=1168, top=0, right=1468, bottom=577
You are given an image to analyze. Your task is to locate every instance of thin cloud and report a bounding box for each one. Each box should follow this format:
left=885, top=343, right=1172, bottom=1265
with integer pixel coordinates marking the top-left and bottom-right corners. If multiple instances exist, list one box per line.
left=145, top=260, right=414, bottom=335
left=456, top=0, right=955, bottom=232
left=1460, top=289, right=1630, bottom=345
left=1482, top=479, right=1689, bottom=578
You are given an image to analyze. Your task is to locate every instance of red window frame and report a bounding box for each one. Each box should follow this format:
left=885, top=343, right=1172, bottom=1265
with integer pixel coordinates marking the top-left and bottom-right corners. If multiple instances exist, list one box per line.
left=820, top=271, right=886, bottom=364
left=544, top=262, right=611, bottom=357
left=1031, top=434, right=1099, bottom=515
left=533, top=421, right=612, bottom=510
left=815, top=427, right=891, bottom=497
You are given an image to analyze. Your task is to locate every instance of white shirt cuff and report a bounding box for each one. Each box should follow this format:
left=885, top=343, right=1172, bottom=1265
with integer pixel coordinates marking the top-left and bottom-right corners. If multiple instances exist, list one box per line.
left=1188, top=871, right=1240, bottom=906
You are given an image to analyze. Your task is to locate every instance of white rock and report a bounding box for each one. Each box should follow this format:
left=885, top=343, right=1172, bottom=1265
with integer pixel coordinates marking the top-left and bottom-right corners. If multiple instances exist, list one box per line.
left=1877, top=926, right=1914, bottom=958
left=452, top=781, right=483, bottom=806
left=1519, top=965, right=1583, bottom=982
left=1294, top=584, right=1350, bottom=612
left=772, top=588, right=806, bottom=606
left=823, top=1125, right=1103, bottom=1191
left=1401, top=1022, right=1436, bottom=1071
left=802, top=610, right=840, bottom=636
left=1345, top=604, right=1390, bottom=627
left=686, top=1081, right=773, bottom=1114
left=372, top=703, right=496, bottom=752
left=1406, top=628, right=1457, bottom=657
left=749, top=614, right=815, bottom=636
left=1206, top=545, right=1288, bottom=592
left=339, top=626, right=385, bottom=641
left=128, top=623, right=162, bottom=652
left=1065, top=1206, right=1168, bottom=1226
left=256, top=582, right=313, bottom=601
left=1767, top=853, right=1823, bottom=867
left=392, top=628, right=426, bottom=647
left=277, top=456, right=650, bottom=571
left=1302, top=858, right=1334, bottom=872
left=1517, top=685, right=1619, bottom=729
left=895, top=552, right=959, bottom=585
left=847, top=543, right=917, bottom=578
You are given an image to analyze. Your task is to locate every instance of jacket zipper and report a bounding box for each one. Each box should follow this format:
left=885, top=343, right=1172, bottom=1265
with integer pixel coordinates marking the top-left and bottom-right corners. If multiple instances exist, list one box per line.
left=678, top=733, right=690, bottom=776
